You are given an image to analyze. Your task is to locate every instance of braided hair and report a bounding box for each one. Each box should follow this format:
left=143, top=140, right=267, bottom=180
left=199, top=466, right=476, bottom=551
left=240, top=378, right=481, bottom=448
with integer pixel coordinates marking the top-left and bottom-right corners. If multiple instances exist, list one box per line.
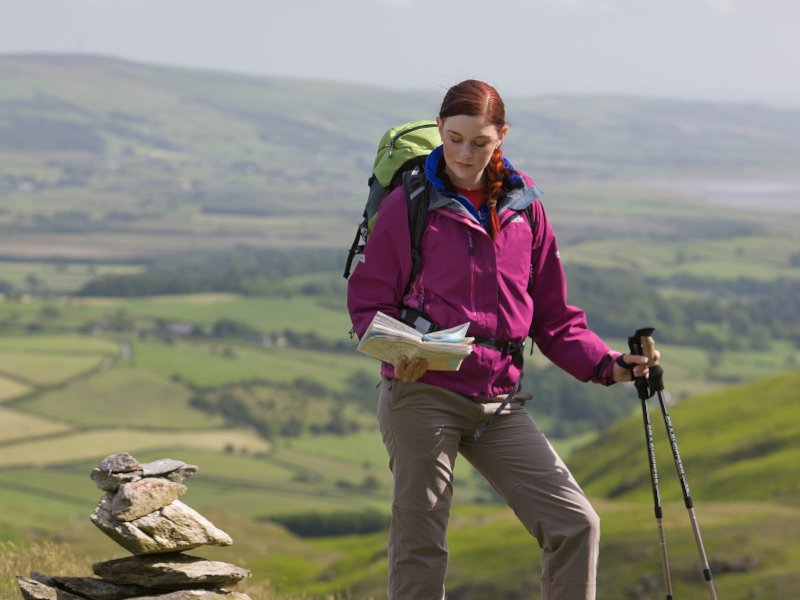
left=439, top=80, right=515, bottom=242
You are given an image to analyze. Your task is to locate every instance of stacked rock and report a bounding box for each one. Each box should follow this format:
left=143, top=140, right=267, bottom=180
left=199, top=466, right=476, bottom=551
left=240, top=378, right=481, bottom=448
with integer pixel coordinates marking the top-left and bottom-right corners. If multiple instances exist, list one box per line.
left=17, top=452, right=253, bottom=600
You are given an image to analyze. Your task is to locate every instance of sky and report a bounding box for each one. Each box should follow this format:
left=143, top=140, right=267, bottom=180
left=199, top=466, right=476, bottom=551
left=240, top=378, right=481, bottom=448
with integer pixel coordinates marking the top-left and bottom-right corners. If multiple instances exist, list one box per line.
left=3, top=0, right=800, bottom=106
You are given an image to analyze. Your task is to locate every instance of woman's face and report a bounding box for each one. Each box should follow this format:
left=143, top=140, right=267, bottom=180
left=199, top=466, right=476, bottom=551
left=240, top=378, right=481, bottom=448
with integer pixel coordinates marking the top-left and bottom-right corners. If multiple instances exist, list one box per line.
left=436, top=114, right=508, bottom=189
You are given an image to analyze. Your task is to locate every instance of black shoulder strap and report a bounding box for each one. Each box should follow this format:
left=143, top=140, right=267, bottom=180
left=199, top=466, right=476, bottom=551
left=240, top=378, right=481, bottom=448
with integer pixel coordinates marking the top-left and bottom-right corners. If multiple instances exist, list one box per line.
left=525, top=201, right=538, bottom=348
left=524, top=203, right=537, bottom=287
left=401, top=169, right=430, bottom=298
left=524, top=203, right=537, bottom=243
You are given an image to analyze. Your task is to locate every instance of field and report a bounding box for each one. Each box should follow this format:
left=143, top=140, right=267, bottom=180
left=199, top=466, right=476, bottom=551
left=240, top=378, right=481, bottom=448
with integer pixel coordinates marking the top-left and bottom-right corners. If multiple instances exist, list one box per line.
left=17, top=366, right=225, bottom=429
left=131, top=339, right=371, bottom=389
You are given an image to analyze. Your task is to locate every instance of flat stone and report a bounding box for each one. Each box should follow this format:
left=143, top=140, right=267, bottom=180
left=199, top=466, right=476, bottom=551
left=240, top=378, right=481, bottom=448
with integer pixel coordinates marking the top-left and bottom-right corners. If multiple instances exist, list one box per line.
left=132, top=501, right=233, bottom=551
left=92, top=492, right=171, bottom=555
left=16, top=577, right=86, bottom=600
left=141, top=459, right=186, bottom=477
left=159, top=465, right=198, bottom=485
left=91, top=494, right=232, bottom=555
left=163, top=465, right=198, bottom=484
left=52, top=577, right=150, bottom=600
left=112, top=479, right=187, bottom=521
left=99, top=453, right=142, bottom=474
left=17, top=577, right=57, bottom=600
left=126, top=590, right=251, bottom=600
left=30, top=572, right=55, bottom=587
left=92, top=554, right=250, bottom=589
left=91, top=468, right=143, bottom=492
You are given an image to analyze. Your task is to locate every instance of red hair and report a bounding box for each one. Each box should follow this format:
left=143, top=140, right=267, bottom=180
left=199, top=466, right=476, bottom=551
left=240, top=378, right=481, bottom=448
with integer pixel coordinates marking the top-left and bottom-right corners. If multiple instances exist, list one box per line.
left=439, top=80, right=515, bottom=242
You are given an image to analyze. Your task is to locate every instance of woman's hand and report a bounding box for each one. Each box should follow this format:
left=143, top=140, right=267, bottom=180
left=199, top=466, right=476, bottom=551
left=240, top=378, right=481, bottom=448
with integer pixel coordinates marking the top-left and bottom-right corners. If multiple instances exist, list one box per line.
left=394, top=356, right=428, bottom=383
left=612, top=351, right=661, bottom=383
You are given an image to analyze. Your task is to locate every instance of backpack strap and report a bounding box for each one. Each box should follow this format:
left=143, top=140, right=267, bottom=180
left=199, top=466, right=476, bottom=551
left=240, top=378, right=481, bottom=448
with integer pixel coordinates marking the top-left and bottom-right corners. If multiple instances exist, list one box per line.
left=343, top=209, right=367, bottom=280
left=525, top=202, right=538, bottom=352
left=401, top=168, right=430, bottom=298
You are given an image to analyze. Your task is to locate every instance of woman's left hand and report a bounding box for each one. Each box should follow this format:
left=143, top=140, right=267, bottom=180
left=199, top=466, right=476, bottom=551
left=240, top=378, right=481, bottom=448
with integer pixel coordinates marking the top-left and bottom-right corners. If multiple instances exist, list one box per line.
left=612, top=351, right=661, bottom=383
left=394, top=356, right=429, bottom=383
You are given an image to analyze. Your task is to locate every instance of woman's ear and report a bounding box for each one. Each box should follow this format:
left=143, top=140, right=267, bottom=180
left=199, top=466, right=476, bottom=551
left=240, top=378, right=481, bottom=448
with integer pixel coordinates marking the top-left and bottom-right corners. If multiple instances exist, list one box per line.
left=497, top=124, right=509, bottom=148
left=436, top=116, right=444, bottom=138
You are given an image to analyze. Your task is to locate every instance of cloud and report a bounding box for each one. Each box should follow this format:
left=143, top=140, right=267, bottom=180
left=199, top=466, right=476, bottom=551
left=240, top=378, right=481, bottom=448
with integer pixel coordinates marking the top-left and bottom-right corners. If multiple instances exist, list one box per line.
left=532, top=0, right=738, bottom=12
left=539, top=0, right=586, bottom=9
left=706, top=0, right=735, bottom=13
left=531, top=0, right=620, bottom=10
left=76, top=0, right=154, bottom=9
left=371, top=0, right=416, bottom=6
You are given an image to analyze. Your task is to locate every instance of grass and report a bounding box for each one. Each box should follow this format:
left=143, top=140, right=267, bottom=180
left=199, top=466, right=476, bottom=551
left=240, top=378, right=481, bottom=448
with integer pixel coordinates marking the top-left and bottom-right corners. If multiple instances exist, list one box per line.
left=562, top=234, right=800, bottom=281
left=0, top=406, right=73, bottom=443
left=16, top=364, right=226, bottom=429
left=72, top=294, right=354, bottom=341
left=0, top=352, right=108, bottom=386
left=278, top=433, right=389, bottom=469
left=2, top=463, right=799, bottom=599
left=276, top=500, right=800, bottom=599
left=6, top=499, right=795, bottom=600
left=0, top=376, right=33, bottom=402
left=0, top=335, right=119, bottom=354
left=0, top=261, right=145, bottom=294
left=0, top=428, right=272, bottom=469
left=132, top=339, right=373, bottom=390
left=0, top=541, right=93, bottom=599
left=0, top=540, right=301, bottom=600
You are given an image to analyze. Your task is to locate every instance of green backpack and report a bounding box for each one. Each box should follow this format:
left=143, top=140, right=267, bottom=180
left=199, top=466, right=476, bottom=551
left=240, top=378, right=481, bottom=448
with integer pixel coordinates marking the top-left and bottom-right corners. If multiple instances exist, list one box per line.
left=343, top=120, right=441, bottom=279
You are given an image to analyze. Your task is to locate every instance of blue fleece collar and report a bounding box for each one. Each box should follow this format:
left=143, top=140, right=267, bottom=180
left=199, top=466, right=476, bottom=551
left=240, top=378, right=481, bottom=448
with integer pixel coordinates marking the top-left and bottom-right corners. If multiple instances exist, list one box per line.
left=424, top=145, right=521, bottom=192
left=424, top=146, right=537, bottom=223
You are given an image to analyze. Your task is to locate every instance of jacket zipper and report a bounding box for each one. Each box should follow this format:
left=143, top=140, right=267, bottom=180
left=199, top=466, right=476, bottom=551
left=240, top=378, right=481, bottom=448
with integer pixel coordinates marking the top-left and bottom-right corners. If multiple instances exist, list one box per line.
left=468, top=230, right=476, bottom=315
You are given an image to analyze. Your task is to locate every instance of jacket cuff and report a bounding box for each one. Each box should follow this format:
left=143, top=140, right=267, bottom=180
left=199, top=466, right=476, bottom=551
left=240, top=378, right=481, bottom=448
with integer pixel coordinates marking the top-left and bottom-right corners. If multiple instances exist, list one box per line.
left=594, top=351, right=623, bottom=386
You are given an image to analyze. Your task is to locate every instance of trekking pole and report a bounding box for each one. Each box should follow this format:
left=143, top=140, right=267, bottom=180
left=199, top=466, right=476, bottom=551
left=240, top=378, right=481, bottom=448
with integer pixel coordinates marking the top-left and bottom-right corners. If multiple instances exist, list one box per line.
left=626, top=335, right=673, bottom=600
left=629, top=328, right=718, bottom=600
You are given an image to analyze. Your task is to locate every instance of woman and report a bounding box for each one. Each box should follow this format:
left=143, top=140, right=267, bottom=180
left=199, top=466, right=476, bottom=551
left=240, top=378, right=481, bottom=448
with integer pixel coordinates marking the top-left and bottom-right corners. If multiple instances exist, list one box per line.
left=347, top=80, right=654, bottom=600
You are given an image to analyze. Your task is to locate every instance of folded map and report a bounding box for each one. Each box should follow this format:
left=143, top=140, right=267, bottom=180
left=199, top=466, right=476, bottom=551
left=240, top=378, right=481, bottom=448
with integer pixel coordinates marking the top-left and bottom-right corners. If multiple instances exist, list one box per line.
left=356, top=312, right=473, bottom=371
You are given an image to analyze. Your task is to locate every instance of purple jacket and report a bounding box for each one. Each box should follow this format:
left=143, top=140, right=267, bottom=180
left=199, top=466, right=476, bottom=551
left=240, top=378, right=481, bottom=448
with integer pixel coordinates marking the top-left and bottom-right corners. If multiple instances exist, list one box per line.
left=347, top=147, right=620, bottom=397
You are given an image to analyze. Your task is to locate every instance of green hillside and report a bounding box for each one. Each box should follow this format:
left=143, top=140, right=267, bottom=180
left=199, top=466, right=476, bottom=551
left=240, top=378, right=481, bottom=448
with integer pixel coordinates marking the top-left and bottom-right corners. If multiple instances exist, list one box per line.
left=568, top=369, right=800, bottom=506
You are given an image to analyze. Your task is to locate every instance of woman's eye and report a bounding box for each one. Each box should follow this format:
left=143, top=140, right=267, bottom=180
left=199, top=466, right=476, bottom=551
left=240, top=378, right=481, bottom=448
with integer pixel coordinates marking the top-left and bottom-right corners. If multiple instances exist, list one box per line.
left=474, top=143, right=487, bottom=148
left=449, top=138, right=462, bottom=144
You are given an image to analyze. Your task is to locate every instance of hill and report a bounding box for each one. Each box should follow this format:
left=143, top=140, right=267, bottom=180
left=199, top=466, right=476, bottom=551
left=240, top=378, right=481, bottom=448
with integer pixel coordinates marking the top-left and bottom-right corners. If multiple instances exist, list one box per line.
left=4, top=54, right=800, bottom=179
left=568, top=368, right=800, bottom=506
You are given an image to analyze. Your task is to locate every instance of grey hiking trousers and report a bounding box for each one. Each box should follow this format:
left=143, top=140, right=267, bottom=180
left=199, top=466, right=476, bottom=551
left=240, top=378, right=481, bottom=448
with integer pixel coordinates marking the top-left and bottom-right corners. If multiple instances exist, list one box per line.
left=378, top=378, right=600, bottom=600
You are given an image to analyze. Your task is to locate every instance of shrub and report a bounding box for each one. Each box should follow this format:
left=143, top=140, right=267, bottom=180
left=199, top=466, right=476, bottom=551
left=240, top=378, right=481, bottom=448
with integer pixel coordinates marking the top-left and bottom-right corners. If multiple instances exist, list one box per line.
left=267, top=510, right=391, bottom=538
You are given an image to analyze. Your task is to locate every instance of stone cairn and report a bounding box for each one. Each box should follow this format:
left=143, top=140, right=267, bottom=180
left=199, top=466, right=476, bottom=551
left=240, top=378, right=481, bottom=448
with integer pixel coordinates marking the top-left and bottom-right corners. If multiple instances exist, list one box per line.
left=17, top=452, right=253, bottom=600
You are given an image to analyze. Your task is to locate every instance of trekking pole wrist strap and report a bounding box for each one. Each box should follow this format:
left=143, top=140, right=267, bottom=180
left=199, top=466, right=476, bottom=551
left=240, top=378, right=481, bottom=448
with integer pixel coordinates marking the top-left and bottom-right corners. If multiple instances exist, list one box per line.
left=615, top=354, right=636, bottom=370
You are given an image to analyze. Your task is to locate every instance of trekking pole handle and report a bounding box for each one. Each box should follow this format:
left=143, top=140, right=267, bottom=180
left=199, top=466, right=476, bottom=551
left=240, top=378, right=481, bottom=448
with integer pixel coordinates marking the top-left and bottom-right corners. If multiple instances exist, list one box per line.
left=628, top=327, right=665, bottom=399
left=629, top=327, right=660, bottom=368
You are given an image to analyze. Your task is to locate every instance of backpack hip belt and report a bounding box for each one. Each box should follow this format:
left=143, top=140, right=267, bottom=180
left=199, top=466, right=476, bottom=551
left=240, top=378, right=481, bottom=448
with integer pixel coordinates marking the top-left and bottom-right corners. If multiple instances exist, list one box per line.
left=400, top=305, right=525, bottom=369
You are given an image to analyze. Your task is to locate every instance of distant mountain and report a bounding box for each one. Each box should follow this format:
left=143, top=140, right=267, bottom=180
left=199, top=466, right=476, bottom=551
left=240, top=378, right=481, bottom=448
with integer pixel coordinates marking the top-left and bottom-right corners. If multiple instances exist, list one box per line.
left=568, top=369, right=800, bottom=506
left=2, top=54, right=800, bottom=179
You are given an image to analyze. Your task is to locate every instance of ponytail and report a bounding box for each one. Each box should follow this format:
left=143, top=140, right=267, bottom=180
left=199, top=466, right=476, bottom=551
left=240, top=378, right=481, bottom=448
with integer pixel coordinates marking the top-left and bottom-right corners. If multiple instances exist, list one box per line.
left=483, top=147, right=515, bottom=242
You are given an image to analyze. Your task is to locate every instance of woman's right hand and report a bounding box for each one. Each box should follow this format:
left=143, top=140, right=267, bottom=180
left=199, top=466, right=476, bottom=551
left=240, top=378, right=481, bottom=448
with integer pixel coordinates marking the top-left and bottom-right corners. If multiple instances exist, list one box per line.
left=394, top=356, right=428, bottom=383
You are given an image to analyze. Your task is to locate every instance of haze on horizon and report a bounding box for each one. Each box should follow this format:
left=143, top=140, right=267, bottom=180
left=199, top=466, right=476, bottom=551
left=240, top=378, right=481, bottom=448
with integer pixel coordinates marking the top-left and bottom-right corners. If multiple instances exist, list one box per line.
left=3, top=0, right=800, bottom=107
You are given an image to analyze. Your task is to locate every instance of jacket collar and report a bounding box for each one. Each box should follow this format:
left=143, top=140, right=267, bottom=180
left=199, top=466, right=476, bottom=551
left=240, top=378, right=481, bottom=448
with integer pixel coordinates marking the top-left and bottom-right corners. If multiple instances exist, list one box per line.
left=424, top=145, right=543, bottom=221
